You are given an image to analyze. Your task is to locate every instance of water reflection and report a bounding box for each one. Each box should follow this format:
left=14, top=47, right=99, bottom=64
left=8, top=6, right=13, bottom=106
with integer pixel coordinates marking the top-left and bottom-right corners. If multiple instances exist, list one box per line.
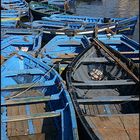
left=76, top=0, right=139, bottom=42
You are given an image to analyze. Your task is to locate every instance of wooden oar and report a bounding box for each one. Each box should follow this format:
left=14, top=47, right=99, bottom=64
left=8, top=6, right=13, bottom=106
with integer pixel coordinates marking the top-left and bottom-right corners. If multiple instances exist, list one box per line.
left=93, top=39, right=139, bottom=83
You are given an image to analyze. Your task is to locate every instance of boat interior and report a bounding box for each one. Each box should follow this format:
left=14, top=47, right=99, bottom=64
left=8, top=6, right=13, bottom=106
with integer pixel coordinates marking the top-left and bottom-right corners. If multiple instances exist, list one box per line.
left=69, top=39, right=139, bottom=139
left=1, top=53, right=74, bottom=140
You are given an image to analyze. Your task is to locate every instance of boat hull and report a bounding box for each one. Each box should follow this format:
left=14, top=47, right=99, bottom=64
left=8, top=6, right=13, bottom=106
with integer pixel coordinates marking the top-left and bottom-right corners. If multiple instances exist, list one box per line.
left=97, top=34, right=140, bottom=63
left=66, top=39, right=139, bottom=140
left=1, top=51, right=79, bottom=140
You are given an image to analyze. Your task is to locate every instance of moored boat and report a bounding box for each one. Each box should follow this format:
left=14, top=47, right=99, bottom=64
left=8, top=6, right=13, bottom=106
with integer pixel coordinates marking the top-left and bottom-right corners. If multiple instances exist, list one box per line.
left=97, top=34, right=140, bottom=63
left=1, top=32, right=43, bottom=59
left=42, top=14, right=138, bottom=35
left=1, top=28, right=40, bottom=37
left=66, top=38, right=139, bottom=140
left=1, top=9, right=20, bottom=18
left=48, top=0, right=65, bottom=8
left=29, top=1, right=74, bottom=20
left=38, top=35, right=90, bottom=73
left=31, top=19, right=118, bottom=39
left=1, top=10, right=20, bottom=28
left=1, top=0, right=29, bottom=17
left=1, top=51, right=79, bottom=140
left=30, top=16, right=138, bottom=38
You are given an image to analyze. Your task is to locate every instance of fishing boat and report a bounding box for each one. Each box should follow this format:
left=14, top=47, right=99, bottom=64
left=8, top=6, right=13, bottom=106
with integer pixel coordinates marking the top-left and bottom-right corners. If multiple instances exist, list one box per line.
left=38, top=35, right=90, bottom=73
left=39, top=0, right=65, bottom=8
left=1, top=10, right=20, bottom=28
left=1, top=32, right=43, bottom=59
left=1, top=0, right=29, bottom=17
left=97, top=34, right=139, bottom=63
left=48, top=0, right=65, bottom=8
left=29, top=1, right=74, bottom=20
left=1, top=28, right=40, bottom=37
left=30, top=16, right=138, bottom=38
left=1, top=51, right=79, bottom=140
left=31, top=19, right=115, bottom=38
left=42, top=14, right=138, bottom=35
left=1, top=20, right=19, bottom=28
left=66, top=38, right=139, bottom=140
left=1, top=10, right=20, bottom=18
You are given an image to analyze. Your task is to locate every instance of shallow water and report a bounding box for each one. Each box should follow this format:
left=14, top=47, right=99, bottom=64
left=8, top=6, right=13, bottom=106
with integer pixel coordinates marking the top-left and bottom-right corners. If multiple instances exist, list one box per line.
left=75, top=0, right=139, bottom=42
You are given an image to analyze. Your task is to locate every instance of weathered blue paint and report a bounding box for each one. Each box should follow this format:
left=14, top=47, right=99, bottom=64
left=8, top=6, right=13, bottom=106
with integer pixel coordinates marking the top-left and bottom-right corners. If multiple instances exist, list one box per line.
left=1, top=51, right=78, bottom=140
left=97, top=34, right=139, bottom=63
left=1, top=0, right=29, bottom=17
left=104, top=104, right=112, bottom=115
left=1, top=10, right=20, bottom=17
left=40, top=15, right=138, bottom=35
left=1, top=10, right=20, bottom=28
left=38, top=35, right=90, bottom=65
left=25, top=105, right=35, bottom=134
left=1, top=32, right=43, bottom=59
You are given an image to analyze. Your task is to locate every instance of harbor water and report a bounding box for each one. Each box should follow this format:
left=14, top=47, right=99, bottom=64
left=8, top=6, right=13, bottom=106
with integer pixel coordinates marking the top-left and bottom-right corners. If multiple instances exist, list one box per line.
left=76, top=0, right=139, bottom=42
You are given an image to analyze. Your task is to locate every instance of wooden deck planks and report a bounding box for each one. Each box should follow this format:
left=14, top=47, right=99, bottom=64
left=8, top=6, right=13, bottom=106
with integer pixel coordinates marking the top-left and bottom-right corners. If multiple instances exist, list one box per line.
left=9, top=133, right=45, bottom=140
left=30, top=103, right=45, bottom=133
left=86, top=114, right=139, bottom=140
left=5, top=90, right=58, bottom=139
left=7, top=105, right=29, bottom=136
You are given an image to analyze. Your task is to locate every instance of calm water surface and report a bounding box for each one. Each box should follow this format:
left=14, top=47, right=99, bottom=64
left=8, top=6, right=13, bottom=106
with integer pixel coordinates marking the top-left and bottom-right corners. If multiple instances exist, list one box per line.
left=75, top=0, right=139, bottom=42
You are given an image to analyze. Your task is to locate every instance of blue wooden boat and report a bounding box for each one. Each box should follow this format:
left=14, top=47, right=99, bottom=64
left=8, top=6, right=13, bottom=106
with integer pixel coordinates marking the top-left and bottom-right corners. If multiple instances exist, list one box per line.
left=48, top=0, right=65, bottom=8
left=38, top=35, right=90, bottom=72
left=97, top=34, right=139, bottom=63
left=42, top=15, right=138, bottom=35
left=1, top=20, right=19, bottom=28
left=1, top=0, right=29, bottom=17
left=1, top=31, right=43, bottom=63
left=38, top=35, right=90, bottom=63
left=29, top=1, right=74, bottom=20
left=38, top=0, right=65, bottom=8
left=66, top=38, right=139, bottom=140
left=1, top=51, right=79, bottom=140
left=1, top=28, right=40, bottom=37
left=1, top=10, right=20, bottom=28
left=1, top=10, right=20, bottom=18
left=31, top=20, right=118, bottom=39
left=47, top=0, right=76, bottom=13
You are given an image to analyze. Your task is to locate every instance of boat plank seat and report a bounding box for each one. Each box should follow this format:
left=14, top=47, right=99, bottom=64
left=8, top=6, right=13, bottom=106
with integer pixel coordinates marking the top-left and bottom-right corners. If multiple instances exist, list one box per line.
left=52, top=53, right=78, bottom=63
left=3, top=112, right=61, bottom=123
left=122, top=41, right=137, bottom=51
left=58, top=42, right=82, bottom=46
left=2, top=96, right=52, bottom=106
left=72, top=79, right=135, bottom=87
left=85, top=114, right=139, bottom=140
left=131, top=58, right=139, bottom=61
left=2, top=82, right=55, bottom=91
left=81, top=57, right=109, bottom=63
left=120, top=51, right=139, bottom=54
left=77, top=95, right=139, bottom=104
left=58, top=53, right=78, bottom=58
left=3, top=69, right=45, bottom=77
